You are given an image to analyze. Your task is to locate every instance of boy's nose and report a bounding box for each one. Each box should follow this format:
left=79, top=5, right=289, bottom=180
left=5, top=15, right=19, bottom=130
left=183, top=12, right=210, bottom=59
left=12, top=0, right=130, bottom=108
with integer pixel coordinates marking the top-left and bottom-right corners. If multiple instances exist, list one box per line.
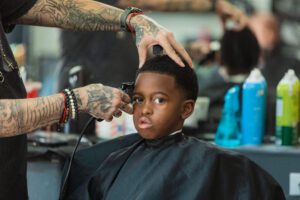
left=141, top=103, right=152, bottom=116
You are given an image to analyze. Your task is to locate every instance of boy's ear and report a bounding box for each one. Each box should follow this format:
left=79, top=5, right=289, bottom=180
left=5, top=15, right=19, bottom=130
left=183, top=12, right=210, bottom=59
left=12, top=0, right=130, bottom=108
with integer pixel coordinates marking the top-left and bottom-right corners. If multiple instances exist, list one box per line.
left=181, top=100, right=195, bottom=119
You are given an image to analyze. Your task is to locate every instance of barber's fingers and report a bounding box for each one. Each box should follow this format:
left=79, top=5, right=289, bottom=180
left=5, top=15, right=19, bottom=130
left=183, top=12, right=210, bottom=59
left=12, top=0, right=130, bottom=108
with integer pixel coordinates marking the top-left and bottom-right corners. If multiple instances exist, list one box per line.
left=105, top=104, right=131, bottom=122
left=113, top=89, right=133, bottom=115
left=168, top=35, right=193, bottom=68
left=118, top=90, right=133, bottom=114
left=105, top=116, right=113, bottom=122
left=157, top=33, right=184, bottom=67
left=138, top=41, right=149, bottom=68
left=137, top=32, right=189, bottom=68
left=120, top=90, right=131, bottom=104
left=120, top=103, right=133, bottom=114
left=113, top=110, right=122, bottom=118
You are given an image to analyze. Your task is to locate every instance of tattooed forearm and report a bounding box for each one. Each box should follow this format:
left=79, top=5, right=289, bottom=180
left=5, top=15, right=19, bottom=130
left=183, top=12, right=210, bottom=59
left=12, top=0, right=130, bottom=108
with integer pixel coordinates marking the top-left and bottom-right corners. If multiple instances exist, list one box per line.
left=74, top=84, right=114, bottom=117
left=0, top=94, right=64, bottom=137
left=16, top=0, right=123, bottom=31
left=74, top=90, right=83, bottom=109
left=130, top=15, right=160, bottom=46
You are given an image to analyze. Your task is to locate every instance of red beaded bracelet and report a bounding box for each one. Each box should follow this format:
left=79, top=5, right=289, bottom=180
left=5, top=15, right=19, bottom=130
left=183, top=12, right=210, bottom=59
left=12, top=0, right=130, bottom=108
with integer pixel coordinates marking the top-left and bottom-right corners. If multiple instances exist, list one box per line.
left=59, top=92, right=69, bottom=124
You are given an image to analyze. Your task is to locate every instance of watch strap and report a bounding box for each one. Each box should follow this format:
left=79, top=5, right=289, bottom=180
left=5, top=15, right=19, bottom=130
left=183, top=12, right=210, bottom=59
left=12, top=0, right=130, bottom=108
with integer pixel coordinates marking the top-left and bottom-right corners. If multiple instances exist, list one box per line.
left=120, top=7, right=143, bottom=32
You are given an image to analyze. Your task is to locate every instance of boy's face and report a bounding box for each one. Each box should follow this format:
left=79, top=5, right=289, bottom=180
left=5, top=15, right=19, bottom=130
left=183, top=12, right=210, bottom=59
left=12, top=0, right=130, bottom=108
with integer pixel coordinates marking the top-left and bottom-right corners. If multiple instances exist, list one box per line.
left=133, top=72, right=193, bottom=139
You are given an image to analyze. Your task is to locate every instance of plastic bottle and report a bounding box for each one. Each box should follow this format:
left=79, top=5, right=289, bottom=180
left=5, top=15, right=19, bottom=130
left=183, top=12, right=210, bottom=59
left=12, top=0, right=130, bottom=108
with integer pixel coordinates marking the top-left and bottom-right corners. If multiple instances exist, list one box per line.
left=215, top=85, right=241, bottom=147
left=275, top=69, right=300, bottom=146
left=241, top=68, right=267, bottom=145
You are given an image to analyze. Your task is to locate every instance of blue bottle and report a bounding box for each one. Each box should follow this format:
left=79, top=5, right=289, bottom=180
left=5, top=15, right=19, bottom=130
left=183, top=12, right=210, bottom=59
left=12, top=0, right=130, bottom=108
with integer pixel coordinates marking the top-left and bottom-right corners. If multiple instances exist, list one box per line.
left=241, top=68, right=267, bottom=145
left=215, top=85, right=241, bottom=147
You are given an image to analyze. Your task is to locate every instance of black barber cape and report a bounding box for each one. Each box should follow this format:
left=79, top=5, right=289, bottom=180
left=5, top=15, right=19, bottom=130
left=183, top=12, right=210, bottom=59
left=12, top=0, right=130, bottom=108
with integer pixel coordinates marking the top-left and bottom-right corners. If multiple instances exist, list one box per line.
left=0, top=0, right=36, bottom=199
left=88, top=133, right=285, bottom=200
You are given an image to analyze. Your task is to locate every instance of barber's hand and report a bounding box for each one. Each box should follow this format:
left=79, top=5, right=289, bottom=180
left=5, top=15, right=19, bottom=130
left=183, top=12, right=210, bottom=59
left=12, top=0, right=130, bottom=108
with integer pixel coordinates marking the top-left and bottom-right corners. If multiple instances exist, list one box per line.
left=130, top=15, right=193, bottom=68
left=74, top=84, right=132, bottom=122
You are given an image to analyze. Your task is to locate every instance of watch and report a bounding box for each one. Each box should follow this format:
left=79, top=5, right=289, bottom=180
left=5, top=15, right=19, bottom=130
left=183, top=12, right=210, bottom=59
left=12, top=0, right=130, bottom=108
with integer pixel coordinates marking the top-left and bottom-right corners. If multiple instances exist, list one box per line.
left=120, top=7, right=143, bottom=32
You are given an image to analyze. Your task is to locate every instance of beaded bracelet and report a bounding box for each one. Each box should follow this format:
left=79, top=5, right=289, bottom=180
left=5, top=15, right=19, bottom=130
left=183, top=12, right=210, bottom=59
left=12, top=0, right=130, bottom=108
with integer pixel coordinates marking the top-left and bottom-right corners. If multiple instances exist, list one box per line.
left=59, top=88, right=79, bottom=126
left=59, top=92, right=69, bottom=124
left=63, top=88, right=78, bottom=120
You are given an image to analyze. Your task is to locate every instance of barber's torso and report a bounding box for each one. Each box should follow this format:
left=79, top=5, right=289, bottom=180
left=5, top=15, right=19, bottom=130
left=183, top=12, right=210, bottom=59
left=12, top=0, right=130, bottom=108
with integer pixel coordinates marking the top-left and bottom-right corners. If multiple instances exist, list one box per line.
left=0, top=0, right=36, bottom=199
left=0, top=21, right=28, bottom=200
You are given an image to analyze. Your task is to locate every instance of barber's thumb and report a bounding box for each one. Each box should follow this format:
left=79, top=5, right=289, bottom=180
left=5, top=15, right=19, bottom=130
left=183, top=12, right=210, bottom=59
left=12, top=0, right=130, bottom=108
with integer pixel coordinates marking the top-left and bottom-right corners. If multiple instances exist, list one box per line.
left=138, top=48, right=147, bottom=68
left=121, top=104, right=133, bottom=114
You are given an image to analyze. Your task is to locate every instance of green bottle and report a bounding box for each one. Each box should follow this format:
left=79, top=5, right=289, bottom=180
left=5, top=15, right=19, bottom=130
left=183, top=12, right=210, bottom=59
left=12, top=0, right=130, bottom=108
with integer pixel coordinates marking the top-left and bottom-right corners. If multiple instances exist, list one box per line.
left=276, top=69, right=300, bottom=146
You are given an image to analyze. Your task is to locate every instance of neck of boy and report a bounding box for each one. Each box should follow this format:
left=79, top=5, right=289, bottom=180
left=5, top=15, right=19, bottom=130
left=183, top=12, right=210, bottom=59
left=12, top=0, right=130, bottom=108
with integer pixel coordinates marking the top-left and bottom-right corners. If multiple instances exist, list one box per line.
left=143, top=129, right=183, bottom=148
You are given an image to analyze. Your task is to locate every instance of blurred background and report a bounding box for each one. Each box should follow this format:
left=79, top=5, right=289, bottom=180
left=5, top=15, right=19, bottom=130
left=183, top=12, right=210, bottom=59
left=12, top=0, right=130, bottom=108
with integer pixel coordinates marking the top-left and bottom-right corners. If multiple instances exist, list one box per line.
left=7, top=0, right=274, bottom=85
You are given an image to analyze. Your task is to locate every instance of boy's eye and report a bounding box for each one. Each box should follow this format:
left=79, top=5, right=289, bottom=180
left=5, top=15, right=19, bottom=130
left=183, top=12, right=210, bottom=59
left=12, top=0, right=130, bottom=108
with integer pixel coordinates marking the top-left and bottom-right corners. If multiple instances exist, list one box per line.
left=132, top=96, right=143, bottom=104
left=153, top=97, right=165, bottom=104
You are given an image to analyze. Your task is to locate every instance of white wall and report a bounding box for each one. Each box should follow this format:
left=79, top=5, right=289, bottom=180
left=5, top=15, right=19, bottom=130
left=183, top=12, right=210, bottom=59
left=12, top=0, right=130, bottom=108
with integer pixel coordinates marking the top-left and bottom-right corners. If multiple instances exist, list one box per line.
left=28, top=26, right=61, bottom=59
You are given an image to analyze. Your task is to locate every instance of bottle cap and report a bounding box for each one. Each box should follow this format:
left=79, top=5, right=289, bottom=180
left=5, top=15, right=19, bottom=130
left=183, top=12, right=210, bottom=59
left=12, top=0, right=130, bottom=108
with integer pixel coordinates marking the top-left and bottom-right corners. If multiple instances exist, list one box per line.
left=286, top=69, right=295, bottom=78
left=246, top=68, right=265, bottom=83
left=281, top=69, right=299, bottom=84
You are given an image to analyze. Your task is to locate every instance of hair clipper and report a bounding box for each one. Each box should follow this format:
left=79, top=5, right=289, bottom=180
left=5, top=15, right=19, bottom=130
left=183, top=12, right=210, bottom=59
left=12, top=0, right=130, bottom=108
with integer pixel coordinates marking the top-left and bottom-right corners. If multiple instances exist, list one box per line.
left=121, top=82, right=135, bottom=99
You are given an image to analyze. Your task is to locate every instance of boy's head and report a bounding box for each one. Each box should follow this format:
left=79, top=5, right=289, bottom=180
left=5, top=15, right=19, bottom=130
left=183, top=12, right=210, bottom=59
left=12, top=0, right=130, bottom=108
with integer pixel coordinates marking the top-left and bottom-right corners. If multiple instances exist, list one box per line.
left=133, top=55, right=199, bottom=139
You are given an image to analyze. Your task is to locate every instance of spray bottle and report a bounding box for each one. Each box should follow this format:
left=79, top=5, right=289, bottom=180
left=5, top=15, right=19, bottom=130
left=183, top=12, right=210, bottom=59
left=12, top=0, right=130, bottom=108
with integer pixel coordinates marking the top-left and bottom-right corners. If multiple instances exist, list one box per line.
left=276, top=69, right=300, bottom=146
left=215, top=85, right=241, bottom=147
left=241, top=68, right=267, bottom=145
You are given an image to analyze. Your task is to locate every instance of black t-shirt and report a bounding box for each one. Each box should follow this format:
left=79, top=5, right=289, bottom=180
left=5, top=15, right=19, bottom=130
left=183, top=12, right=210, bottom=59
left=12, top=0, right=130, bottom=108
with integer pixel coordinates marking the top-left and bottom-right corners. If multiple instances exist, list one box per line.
left=0, top=0, right=36, bottom=199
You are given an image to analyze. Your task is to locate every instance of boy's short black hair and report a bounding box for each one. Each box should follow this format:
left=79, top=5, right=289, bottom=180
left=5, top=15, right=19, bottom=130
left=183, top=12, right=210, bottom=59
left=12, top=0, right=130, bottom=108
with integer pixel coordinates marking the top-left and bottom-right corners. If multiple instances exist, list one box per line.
left=220, top=26, right=260, bottom=74
left=137, top=55, right=198, bottom=101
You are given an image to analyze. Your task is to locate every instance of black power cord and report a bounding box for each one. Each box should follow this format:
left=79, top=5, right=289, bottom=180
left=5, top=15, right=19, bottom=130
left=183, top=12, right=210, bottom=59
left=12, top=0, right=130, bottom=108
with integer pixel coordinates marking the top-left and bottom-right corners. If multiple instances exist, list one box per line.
left=59, top=117, right=102, bottom=200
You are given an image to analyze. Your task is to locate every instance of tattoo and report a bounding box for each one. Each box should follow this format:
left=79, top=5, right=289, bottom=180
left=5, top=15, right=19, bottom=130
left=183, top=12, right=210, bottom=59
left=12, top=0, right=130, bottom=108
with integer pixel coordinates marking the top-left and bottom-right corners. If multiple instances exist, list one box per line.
left=0, top=101, right=16, bottom=137
left=86, top=84, right=114, bottom=116
left=74, top=90, right=83, bottom=108
left=24, top=97, right=60, bottom=128
left=134, top=26, right=144, bottom=47
left=18, top=0, right=123, bottom=31
left=0, top=95, right=64, bottom=137
left=131, top=16, right=159, bottom=46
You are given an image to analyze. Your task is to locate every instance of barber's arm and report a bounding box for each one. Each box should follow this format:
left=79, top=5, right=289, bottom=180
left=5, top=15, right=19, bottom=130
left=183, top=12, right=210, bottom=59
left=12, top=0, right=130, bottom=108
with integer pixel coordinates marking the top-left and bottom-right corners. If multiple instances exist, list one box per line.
left=14, top=0, right=192, bottom=67
left=0, top=84, right=132, bottom=137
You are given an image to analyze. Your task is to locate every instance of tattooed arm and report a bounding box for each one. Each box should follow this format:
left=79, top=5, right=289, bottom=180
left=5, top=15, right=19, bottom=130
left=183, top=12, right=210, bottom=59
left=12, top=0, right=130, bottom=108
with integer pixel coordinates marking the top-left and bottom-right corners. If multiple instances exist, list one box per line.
left=14, top=0, right=192, bottom=67
left=0, top=94, right=64, bottom=137
left=15, top=0, right=123, bottom=31
left=0, top=84, right=131, bottom=137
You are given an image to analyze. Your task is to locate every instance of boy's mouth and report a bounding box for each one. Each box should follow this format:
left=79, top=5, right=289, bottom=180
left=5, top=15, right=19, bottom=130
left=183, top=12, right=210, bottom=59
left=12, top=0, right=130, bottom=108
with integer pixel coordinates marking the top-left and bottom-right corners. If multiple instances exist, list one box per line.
left=138, top=117, right=153, bottom=129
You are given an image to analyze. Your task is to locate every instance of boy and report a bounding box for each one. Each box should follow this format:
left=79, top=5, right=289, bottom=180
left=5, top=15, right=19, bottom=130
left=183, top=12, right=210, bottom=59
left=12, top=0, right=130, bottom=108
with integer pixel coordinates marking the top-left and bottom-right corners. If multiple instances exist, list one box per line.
left=88, top=55, right=285, bottom=200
